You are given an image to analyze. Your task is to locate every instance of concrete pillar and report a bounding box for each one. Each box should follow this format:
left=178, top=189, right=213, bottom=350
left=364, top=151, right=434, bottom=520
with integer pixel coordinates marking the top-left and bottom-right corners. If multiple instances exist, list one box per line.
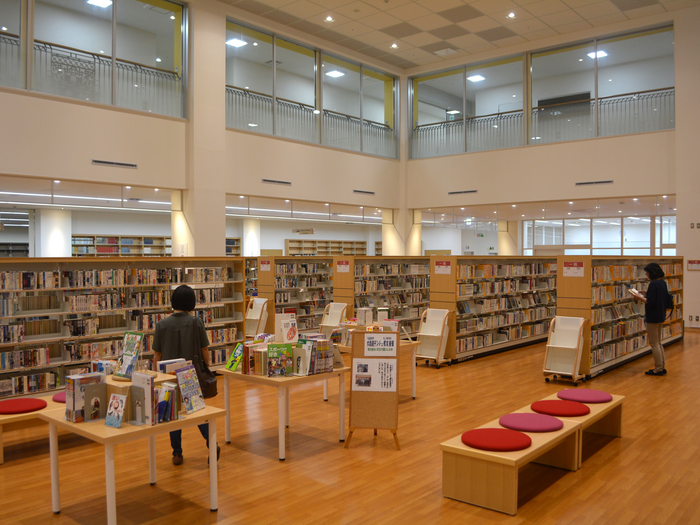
left=243, top=219, right=261, bottom=256
left=35, top=208, right=71, bottom=257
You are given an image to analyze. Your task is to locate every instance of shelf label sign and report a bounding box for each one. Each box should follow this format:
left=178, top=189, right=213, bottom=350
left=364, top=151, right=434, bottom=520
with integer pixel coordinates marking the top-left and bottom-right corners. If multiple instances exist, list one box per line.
left=563, top=261, right=584, bottom=277
left=364, top=332, right=397, bottom=357
left=260, top=260, right=271, bottom=272
left=337, top=260, right=350, bottom=273
left=688, top=260, right=700, bottom=271
left=435, top=261, right=451, bottom=275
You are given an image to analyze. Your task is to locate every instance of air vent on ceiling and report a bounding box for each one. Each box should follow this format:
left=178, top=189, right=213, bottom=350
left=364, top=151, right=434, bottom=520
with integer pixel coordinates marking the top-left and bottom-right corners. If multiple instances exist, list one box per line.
left=448, top=189, right=477, bottom=195
left=575, top=180, right=614, bottom=186
left=92, top=159, right=138, bottom=169
left=262, top=178, right=291, bottom=186
left=353, top=189, right=375, bottom=195
left=433, top=48, right=457, bottom=57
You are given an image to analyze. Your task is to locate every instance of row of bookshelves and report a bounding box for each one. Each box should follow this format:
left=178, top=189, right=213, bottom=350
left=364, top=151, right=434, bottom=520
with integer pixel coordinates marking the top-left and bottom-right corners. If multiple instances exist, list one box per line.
left=285, top=239, right=367, bottom=257
left=71, top=235, right=173, bottom=257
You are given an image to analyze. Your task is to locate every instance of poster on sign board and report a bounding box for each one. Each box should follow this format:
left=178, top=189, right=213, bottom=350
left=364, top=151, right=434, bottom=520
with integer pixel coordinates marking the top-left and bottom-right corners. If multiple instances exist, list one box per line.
left=435, top=261, right=451, bottom=275
left=337, top=260, right=350, bottom=273
left=688, top=260, right=700, bottom=271
left=352, top=359, right=396, bottom=392
left=562, top=261, right=584, bottom=277
left=364, top=332, right=397, bottom=357
left=260, top=260, right=271, bottom=272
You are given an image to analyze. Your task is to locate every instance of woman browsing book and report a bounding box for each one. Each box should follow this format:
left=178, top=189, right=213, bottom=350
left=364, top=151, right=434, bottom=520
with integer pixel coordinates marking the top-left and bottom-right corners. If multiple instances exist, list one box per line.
left=631, top=263, right=670, bottom=376
left=152, top=285, right=220, bottom=465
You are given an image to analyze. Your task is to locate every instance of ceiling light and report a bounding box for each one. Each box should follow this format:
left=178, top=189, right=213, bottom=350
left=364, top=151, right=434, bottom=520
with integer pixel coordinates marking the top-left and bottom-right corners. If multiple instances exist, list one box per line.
left=134, top=84, right=138, bottom=87
left=253, top=42, right=258, bottom=46
left=248, top=123, right=258, bottom=127
left=54, top=180, right=60, bottom=183
left=313, top=109, right=320, bottom=114
left=663, top=195, right=667, bottom=198
left=507, top=12, right=515, bottom=18
left=156, top=58, right=161, bottom=62
left=226, top=38, right=247, bottom=48
left=588, top=51, right=607, bottom=59
left=608, top=79, right=612, bottom=82
left=531, top=136, right=541, bottom=140
left=511, top=205, right=516, bottom=208
left=618, top=210, right=622, bottom=213
left=446, top=110, right=460, bottom=114
left=633, top=198, right=638, bottom=201
left=467, top=75, right=485, bottom=82
left=285, top=200, right=290, bottom=203
left=99, top=50, right=104, bottom=54
left=569, top=201, right=573, bottom=204
left=568, top=212, right=571, bottom=215
left=578, top=58, right=583, bottom=62
left=391, top=43, right=398, bottom=49
left=154, top=188, right=159, bottom=192
left=170, top=14, right=175, bottom=19
left=512, top=94, right=516, bottom=97
left=493, top=125, right=498, bottom=128
left=245, top=86, right=249, bottom=89
left=360, top=206, right=363, bottom=209
left=493, top=211, right=497, bottom=214
left=325, top=203, right=329, bottom=206
left=674, top=208, right=677, bottom=211
left=87, top=0, right=112, bottom=7
left=125, top=186, right=131, bottom=189
left=1, top=27, right=7, bottom=31
left=325, top=15, right=334, bottom=22
left=521, top=214, right=525, bottom=217
left=460, top=207, right=464, bottom=210
left=240, top=196, right=245, bottom=199
left=326, top=70, right=344, bottom=78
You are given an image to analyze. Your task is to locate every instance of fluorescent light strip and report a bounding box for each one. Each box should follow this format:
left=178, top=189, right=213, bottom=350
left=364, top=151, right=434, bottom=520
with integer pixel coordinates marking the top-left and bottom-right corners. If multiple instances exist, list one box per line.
left=0, top=218, right=29, bottom=221
left=0, top=211, right=29, bottom=215
left=1, top=224, right=29, bottom=227
left=0, top=200, right=170, bottom=213
left=226, top=213, right=380, bottom=226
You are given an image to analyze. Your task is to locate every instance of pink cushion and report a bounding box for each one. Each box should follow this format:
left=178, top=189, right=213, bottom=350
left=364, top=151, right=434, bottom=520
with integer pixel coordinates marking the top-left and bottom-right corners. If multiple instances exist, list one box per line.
left=461, top=428, right=532, bottom=452
left=531, top=400, right=590, bottom=417
left=499, top=413, right=564, bottom=433
left=557, top=389, right=613, bottom=404
left=0, top=398, right=48, bottom=415
left=52, top=391, right=66, bottom=403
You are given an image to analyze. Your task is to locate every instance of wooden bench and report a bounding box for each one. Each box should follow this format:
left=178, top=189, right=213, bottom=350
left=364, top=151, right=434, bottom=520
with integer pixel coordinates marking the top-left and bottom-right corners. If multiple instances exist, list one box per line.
left=515, top=393, right=624, bottom=469
left=441, top=418, right=580, bottom=515
left=0, top=396, right=65, bottom=464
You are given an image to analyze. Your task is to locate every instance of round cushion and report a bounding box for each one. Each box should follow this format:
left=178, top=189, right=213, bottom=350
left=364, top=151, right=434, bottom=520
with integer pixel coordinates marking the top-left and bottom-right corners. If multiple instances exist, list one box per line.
left=531, top=400, right=590, bottom=417
left=0, top=398, right=48, bottom=415
left=499, top=413, right=564, bottom=433
left=52, top=391, right=67, bottom=404
left=557, top=389, right=613, bottom=404
left=461, top=428, right=532, bottom=452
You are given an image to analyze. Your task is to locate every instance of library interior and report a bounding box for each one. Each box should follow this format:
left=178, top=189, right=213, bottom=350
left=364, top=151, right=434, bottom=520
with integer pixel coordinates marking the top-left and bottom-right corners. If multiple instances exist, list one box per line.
left=1, top=0, right=700, bottom=522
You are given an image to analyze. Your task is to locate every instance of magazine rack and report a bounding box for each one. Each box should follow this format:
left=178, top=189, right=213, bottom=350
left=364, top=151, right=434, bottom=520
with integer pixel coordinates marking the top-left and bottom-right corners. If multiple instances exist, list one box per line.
left=415, top=308, right=450, bottom=368
left=543, top=316, right=586, bottom=385
left=320, top=302, right=347, bottom=338
left=245, top=297, right=269, bottom=339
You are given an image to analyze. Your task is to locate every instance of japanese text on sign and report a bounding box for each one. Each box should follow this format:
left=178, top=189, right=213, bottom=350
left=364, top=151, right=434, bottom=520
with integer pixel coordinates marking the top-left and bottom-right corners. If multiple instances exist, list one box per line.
left=364, top=333, right=397, bottom=357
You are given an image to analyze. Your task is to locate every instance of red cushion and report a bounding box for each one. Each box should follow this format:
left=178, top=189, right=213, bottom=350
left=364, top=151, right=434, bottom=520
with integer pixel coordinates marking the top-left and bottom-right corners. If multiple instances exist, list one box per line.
left=531, top=400, right=590, bottom=417
left=461, top=428, right=532, bottom=452
left=499, top=413, right=564, bottom=433
left=52, top=391, right=66, bottom=404
left=557, top=389, right=613, bottom=404
left=0, top=398, right=48, bottom=415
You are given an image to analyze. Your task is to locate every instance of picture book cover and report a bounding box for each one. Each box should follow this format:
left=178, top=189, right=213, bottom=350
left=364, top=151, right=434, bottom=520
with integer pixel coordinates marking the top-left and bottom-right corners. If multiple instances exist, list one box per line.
left=268, top=343, right=293, bottom=377
left=175, top=364, right=205, bottom=414
left=114, top=332, right=144, bottom=379
left=225, top=343, right=244, bottom=371
left=65, top=372, right=105, bottom=423
left=131, top=372, right=155, bottom=426
left=83, top=382, right=107, bottom=421
left=105, top=393, right=127, bottom=428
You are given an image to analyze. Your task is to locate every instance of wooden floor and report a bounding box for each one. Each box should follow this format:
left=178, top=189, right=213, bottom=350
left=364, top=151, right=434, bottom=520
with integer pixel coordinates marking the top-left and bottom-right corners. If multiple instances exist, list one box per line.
left=3, top=332, right=700, bottom=524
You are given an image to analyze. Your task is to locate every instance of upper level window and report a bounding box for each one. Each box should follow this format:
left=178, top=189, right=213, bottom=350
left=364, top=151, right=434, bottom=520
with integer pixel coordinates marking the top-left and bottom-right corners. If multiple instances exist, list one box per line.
left=0, top=0, right=23, bottom=89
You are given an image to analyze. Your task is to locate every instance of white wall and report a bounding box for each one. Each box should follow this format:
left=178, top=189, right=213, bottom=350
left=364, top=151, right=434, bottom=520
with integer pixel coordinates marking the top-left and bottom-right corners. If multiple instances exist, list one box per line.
left=0, top=226, right=29, bottom=243
left=421, top=226, right=462, bottom=255
left=71, top=210, right=172, bottom=236
left=462, top=227, right=499, bottom=255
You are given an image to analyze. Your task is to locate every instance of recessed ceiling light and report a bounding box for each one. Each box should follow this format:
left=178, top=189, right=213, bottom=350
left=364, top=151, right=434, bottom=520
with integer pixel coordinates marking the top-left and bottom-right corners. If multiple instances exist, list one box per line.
left=226, top=38, right=247, bottom=48
left=663, top=195, right=667, bottom=198
left=155, top=188, right=159, bottom=192
left=512, top=94, right=516, bottom=97
left=239, top=196, right=245, bottom=199
left=54, top=180, right=60, bottom=183
left=253, top=42, right=258, bottom=46
left=170, top=14, right=175, bottom=19
left=285, top=200, right=290, bottom=203
left=391, top=43, right=398, bottom=49
left=326, top=70, right=344, bottom=78
left=245, top=86, right=249, bottom=89
left=467, top=75, right=485, bottom=82
left=568, top=212, right=571, bottom=215
left=1, top=27, right=7, bottom=31
left=325, top=203, right=329, bottom=206
left=99, top=50, right=104, bottom=54
left=125, top=186, right=131, bottom=189
left=633, top=198, right=638, bottom=201
left=578, top=58, right=583, bottom=62
left=507, top=12, right=515, bottom=18
left=618, top=210, right=622, bottom=213
left=134, top=84, right=138, bottom=87
left=248, top=123, right=258, bottom=127
left=156, top=58, right=162, bottom=62
left=531, top=136, right=541, bottom=140
left=542, top=209, right=545, bottom=212
left=460, top=207, right=464, bottom=210
left=608, top=79, right=612, bottom=82
left=587, top=50, right=607, bottom=58
left=360, top=206, right=363, bottom=209
left=569, top=201, right=573, bottom=204
left=511, top=205, right=516, bottom=208
left=313, top=109, right=320, bottom=114
left=446, top=110, right=460, bottom=114
left=493, top=125, right=498, bottom=128
left=493, top=211, right=497, bottom=214
left=325, top=15, right=334, bottom=22
left=87, top=0, right=112, bottom=7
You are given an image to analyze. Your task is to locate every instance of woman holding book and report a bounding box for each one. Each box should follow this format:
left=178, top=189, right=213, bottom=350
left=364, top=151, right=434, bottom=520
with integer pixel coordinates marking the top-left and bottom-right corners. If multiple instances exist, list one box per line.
left=632, top=263, right=669, bottom=376
left=152, top=285, right=220, bottom=465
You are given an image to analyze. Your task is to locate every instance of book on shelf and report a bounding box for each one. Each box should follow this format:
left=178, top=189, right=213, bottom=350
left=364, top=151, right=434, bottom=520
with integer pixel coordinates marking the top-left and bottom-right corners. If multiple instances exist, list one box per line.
left=267, top=343, right=293, bottom=377
left=65, top=372, right=105, bottom=423
left=91, top=360, right=118, bottom=375
left=175, top=364, right=206, bottom=414
left=105, top=393, right=127, bottom=428
left=131, top=372, right=155, bottom=426
left=155, top=382, right=179, bottom=423
left=114, top=332, right=144, bottom=379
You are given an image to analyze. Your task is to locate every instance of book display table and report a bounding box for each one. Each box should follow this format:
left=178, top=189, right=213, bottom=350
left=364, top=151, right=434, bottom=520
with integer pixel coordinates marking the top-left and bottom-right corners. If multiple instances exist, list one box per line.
left=0, top=396, right=65, bottom=464
left=220, top=367, right=350, bottom=460
left=38, top=405, right=225, bottom=525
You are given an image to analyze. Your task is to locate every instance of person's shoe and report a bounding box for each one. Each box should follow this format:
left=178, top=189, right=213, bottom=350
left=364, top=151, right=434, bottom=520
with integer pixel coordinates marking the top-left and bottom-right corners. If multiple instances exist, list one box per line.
left=662, top=369, right=668, bottom=374
left=208, top=444, right=221, bottom=465
left=645, top=369, right=664, bottom=376
left=173, top=454, right=183, bottom=466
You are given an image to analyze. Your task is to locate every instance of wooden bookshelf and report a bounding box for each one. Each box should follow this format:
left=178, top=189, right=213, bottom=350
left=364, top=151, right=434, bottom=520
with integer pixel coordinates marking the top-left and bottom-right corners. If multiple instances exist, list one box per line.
left=0, top=256, right=246, bottom=398
left=71, top=235, right=172, bottom=257
left=285, top=239, right=367, bottom=257
left=556, top=255, right=684, bottom=379
left=226, top=238, right=241, bottom=256
left=430, top=256, right=557, bottom=362
left=354, top=257, right=431, bottom=337
left=375, top=241, right=382, bottom=256
left=245, top=257, right=258, bottom=298
left=0, top=243, right=29, bottom=258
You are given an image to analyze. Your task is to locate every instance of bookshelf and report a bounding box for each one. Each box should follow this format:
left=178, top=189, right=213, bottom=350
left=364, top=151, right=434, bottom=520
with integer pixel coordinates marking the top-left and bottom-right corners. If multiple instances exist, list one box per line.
left=226, top=238, right=241, bottom=256
left=375, top=241, right=382, bottom=256
left=430, top=256, right=557, bottom=362
left=71, top=235, right=172, bottom=257
left=245, top=257, right=258, bottom=298
left=354, top=257, right=431, bottom=337
left=285, top=239, right=367, bottom=257
left=0, top=256, right=246, bottom=398
left=556, top=256, right=684, bottom=378
left=0, top=243, right=29, bottom=258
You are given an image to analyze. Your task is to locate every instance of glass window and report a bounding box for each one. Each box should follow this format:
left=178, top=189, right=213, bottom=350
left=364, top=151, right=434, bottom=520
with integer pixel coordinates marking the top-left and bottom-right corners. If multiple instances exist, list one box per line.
left=623, top=216, right=650, bottom=255
left=531, top=43, right=595, bottom=145
left=363, top=67, right=396, bottom=158
left=225, top=22, right=273, bottom=134
left=411, top=68, right=464, bottom=158
left=598, top=29, right=675, bottom=137
left=115, top=0, right=184, bottom=117
left=322, top=54, right=360, bottom=152
left=523, top=221, right=533, bottom=250
left=0, top=0, right=22, bottom=89
left=565, top=249, right=591, bottom=255
left=662, top=216, right=676, bottom=244
left=276, top=38, right=316, bottom=143
left=592, top=218, right=621, bottom=254
left=33, top=0, right=113, bottom=104
left=565, top=219, right=590, bottom=245
left=534, top=220, right=562, bottom=245
left=465, top=57, right=523, bottom=152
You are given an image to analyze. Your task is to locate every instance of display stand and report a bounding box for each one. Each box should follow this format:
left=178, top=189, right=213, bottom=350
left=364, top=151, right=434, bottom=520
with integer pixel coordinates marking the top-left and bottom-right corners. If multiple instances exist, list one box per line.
left=415, top=308, right=450, bottom=368
left=245, top=297, right=269, bottom=339
left=543, top=316, right=586, bottom=385
left=319, top=302, right=347, bottom=338
left=345, top=331, right=400, bottom=450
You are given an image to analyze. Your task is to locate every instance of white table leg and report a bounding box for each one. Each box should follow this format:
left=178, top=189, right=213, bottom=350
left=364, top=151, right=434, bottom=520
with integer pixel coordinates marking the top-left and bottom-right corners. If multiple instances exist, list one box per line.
left=209, top=419, right=218, bottom=512
left=323, top=379, right=328, bottom=401
left=49, top=422, right=60, bottom=514
left=105, top=443, right=117, bottom=525
left=412, top=346, right=417, bottom=399
left=224, top=375, right=231, bottom=444
left=339, top=372, right=345, bottom=442
left=278, top=387, right=286, bottom=461
left=148, top=436, right=156, bottom=485
left=285, top=387, right=290, bottom=428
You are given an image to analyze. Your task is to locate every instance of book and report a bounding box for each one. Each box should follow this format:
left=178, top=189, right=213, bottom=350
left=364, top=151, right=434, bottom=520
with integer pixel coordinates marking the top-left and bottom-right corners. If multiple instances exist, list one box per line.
left=83, top=382, right=107, bottom=421
left=65, top=372, right=105, bottom=423
left=91, top=360, right=118, bottom=375
left=225, top=343, right=244, bottom=371
left=131, top=372, right=155, bottom=426
left=114, top=332, right=144, bottom=379
left=267, top=343, right=293, bottom=377
left=157, top=358, right=186, bottom=374
left=175, top=364, right=206, bottom=414
left=105, top=393, right=127, bottom=428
